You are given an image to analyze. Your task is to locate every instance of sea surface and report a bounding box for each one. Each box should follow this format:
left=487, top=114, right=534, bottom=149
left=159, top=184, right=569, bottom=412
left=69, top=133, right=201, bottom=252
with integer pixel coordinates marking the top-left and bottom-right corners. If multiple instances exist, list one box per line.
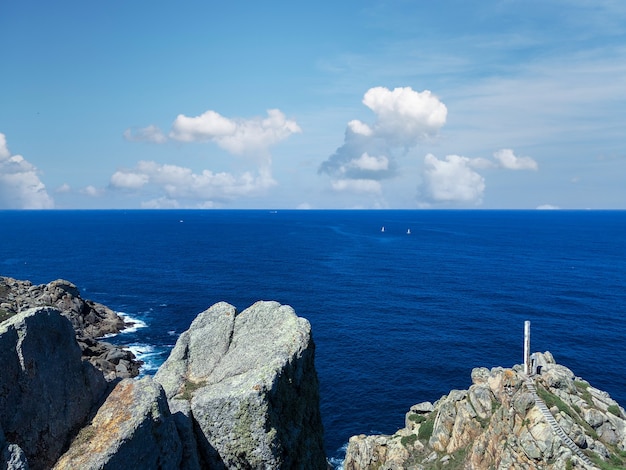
left=1, top=209, right=625, bottom=464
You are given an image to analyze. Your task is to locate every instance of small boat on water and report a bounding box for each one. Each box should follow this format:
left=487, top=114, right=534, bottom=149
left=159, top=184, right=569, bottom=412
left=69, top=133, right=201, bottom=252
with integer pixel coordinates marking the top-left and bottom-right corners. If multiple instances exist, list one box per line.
left=381, top=226, right=385, bottom=232
left=407, top=229, right=411, bottom=235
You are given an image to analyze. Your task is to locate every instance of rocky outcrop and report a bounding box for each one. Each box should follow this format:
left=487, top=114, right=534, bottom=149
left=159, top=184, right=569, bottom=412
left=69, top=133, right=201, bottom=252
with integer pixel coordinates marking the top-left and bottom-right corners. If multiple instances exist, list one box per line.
left=0, top=276, right=140, bottom=379
left=344, top=352, right=626, bottom=470
left=0, top=297, right=327, bottom=469
left=0, top=307, right=107, bottom=470
left=53, top=377, right=182, bottom=470
left=154, top=301, right=327, bottom=469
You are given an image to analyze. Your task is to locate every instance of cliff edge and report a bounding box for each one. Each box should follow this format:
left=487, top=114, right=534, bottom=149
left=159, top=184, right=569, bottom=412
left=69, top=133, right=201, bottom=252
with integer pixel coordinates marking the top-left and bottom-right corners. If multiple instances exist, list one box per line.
left=344, top=352, right=626, bottom=470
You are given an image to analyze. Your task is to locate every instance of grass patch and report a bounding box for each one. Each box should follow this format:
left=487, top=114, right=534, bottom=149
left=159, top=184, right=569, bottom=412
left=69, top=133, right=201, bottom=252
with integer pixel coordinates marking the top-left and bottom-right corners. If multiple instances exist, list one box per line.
left=536, top=386, right=572, bottom=416
left=408, top=413, right=427, bottom=424
left=0, top=309, right=14, bottom=323
left=587, top=452, right=626, bottom=470
left=401, top=434, right=418, bottom=447
left=575, top=381, right=594, bottom=407
left=607, top=405, right=621, bottom=417
left=418, top=415, right=435, bottom=441
left=175, top=379, right=207, bottom=400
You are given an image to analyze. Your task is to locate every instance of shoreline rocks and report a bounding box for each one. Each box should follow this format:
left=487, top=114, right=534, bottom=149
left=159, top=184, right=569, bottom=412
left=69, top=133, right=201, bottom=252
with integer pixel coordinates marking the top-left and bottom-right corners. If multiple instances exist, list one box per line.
left=0, top=276, right=141, bottom=380
left=344, top=352, right=626, bottom=469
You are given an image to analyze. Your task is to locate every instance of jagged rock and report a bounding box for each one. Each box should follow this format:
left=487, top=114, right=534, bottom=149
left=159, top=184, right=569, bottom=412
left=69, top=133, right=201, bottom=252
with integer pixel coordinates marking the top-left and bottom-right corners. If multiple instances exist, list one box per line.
left=54, top=377, right=182, bottom=470
left=154, top=301, right=326, bottom=469
left=0, top=276, right=140, bottom=379
left=0, top=307, right=107, bottom=470
left=344, top=352, right=626, bottom=469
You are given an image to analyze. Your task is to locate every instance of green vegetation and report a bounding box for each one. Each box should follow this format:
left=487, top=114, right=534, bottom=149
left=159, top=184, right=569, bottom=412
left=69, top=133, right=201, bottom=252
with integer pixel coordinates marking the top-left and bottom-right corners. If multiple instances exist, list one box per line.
left=175, top=379, right=207, bottom=400
left=417, top=415, right=435, bottom=441
left=575, top=380, right=594, bottom=407
left=607, top=405, right=621, bottom=417
left=408, top=413, right=427, bottom=424
left=0, top=308, right=14, bottom=323
left=536, top=386, right=572, bottom=416
left=587, top=451, right=626, bottom=470
left=401, top=434, right=418, bottom=447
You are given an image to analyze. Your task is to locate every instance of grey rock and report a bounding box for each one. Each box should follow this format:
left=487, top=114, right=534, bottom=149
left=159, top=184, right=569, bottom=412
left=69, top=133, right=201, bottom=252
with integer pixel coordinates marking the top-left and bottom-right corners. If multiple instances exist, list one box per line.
left=155, top=300, right=326, bottom=469
left=0, top=307, right=107, bottom=470
left=0, top=276, right=140, bottom=379
left=54, top=377, right=182, bottom=470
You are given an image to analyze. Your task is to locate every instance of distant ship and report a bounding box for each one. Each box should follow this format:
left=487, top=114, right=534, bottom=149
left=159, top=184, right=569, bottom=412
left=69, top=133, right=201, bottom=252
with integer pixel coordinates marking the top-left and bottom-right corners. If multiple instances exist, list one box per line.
left=407, top=229, right=411, bottom=235
left=381, top=226, right=385, bottom=232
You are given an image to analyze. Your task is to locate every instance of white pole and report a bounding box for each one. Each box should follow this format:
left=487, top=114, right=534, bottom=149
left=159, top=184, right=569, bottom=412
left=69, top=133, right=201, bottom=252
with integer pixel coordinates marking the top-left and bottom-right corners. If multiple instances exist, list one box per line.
left=524, top=321, right=531, bottom=375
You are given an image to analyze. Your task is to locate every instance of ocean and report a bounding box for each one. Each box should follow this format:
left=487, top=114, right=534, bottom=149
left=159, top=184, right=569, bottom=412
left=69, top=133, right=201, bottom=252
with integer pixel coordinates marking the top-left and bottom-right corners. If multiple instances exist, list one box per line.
left=1, top=209, right=625, bottom=464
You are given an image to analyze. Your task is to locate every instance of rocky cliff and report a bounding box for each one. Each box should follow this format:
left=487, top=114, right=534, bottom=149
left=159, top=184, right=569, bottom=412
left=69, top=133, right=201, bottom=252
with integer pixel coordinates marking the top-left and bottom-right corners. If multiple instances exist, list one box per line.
left=344, top=352, right=626, bottom=470
left=153, top=301, right=327, bottom=469
left=1, top=298, right=326, bottom=469
left=0, top=307, right=107, bottom=470
left=0, top=276, right=141, bottom=379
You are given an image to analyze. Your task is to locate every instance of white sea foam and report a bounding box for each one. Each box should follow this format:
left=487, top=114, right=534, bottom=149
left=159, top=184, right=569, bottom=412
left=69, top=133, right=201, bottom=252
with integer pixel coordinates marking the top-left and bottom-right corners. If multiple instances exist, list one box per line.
left=117, top=312, right=148, bottom=334
left=127, top=343, right=164, bottom=374
left=328, top=442, right=348, bottom=469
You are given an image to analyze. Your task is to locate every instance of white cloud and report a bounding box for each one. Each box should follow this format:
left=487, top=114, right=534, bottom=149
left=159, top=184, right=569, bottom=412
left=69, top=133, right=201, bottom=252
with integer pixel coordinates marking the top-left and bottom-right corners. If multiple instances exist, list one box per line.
left=110, top=171, right=149, bottom=189
left=140, top=197, right=181, bottom=209
left=422, top=154, right=485, bottom=204
left=493, top=148, right=538, bottom=170
left=331, top=178, right=382, bottom=194
left=56, top=183, right=71, bottom=193
left=81, top=185, right=100, bottom=197
left=110, top=160, right=277, bottom=206
left=347, top=119, right=373, bottom=136
left=0, top=133, right=54, bottom=209
left=362, top=86, right=448, bottom=145
left=536, top=204, right=560, bottom=210
left=342, top=153, right=389, bottom=172
left=169, top=108, right=301, bottom=157
left=320, top=86, right=447, bottom=189
left=123, top=125, right=167, bottom=144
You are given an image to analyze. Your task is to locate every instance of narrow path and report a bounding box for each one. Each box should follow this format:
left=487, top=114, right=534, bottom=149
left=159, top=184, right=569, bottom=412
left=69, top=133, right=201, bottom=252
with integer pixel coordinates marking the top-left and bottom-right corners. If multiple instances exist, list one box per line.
left=523, top=377, right=596, bottom=469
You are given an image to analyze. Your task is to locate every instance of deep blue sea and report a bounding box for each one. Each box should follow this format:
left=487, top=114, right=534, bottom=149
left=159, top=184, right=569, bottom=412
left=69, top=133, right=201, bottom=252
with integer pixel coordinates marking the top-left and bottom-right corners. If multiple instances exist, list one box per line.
left=1, top=210, right=625, bottom=464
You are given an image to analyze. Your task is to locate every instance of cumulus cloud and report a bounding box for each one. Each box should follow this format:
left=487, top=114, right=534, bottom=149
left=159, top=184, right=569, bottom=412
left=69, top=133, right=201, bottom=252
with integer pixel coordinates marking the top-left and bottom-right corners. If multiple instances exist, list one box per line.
left=422, top=154, right=485, bottom=204
left=319, top=86, right=447, bottom=193
left=331, top=178, right=382, bottom=194
left=123, top=125, right=167, bottom=144
left=493, top=148, right=538, bottom=170
left=56, top=183, right=71, bottom=193
left=109, top=160, right=277, bottom=207
left=0, top=133, right=54, bottom=209
left=362, top=86, right=448, bottom=145
left=169, top=108, right=301, bottom=157
left=81, top=185, right=101, bottom=197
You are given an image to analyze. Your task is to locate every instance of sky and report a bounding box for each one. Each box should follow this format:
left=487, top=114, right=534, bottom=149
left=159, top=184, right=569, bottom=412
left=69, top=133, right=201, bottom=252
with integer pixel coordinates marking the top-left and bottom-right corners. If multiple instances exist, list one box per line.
left=1, top=0, right=625, bottom=210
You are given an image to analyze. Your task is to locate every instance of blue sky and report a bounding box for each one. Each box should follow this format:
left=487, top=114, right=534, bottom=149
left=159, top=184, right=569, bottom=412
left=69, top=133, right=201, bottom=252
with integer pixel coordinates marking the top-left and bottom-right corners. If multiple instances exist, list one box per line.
left=1, top=0, right=625, bottom=209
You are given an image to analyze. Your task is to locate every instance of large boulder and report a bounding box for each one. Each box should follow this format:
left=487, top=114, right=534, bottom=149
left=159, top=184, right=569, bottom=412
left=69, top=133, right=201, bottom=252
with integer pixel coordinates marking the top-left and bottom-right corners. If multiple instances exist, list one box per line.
left=0, top=276, right=140, bottom=379
left=155, top=301, right=326, bottom=469
left=0, top=307, right=107, bottom=470
left=54, top=377, right=182, bottom=470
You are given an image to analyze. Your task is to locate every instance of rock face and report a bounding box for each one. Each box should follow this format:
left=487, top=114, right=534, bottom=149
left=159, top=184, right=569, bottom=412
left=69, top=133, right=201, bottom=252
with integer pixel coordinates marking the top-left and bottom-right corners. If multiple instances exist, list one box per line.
left=0, top=276, right=141, bottom=379
left=154, top=301, right=327, bottom=469
left=54, top=377, right=182, bottom=470
left=344, top=352, right=626, bottom=470
left=0, top=307, right=107, bottom=470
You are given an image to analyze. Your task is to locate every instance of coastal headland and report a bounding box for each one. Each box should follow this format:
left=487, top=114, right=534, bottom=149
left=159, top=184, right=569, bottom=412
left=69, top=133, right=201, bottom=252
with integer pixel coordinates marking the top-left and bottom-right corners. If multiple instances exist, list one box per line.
left=1, top=276, right=625, bottom=469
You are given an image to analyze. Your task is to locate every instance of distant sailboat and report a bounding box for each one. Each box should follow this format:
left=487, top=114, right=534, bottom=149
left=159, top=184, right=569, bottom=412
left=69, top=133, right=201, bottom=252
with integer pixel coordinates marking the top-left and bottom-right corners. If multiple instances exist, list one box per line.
left=381, top=226, right=385, bottom=233
left=407, top=229, right=411, bottom=235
